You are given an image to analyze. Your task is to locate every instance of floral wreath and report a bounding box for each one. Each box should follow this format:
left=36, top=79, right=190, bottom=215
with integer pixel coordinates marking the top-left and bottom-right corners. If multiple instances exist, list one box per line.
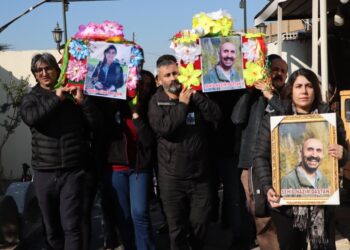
left=57, top=20, right=143, bottom=100
left=170, top=10, right=269, bottom=90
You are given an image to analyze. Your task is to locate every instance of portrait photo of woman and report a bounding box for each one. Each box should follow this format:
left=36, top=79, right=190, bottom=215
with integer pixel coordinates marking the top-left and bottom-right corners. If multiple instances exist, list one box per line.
left=92, top=44, right=124, bottom=91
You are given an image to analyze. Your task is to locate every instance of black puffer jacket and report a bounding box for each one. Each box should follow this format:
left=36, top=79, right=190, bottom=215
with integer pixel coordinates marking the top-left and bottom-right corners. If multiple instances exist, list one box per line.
left=148, top=87, right=222, bottom=179
left=254, top=101, right=349, bottom=194
left=20, top=84, right=100, bottom=170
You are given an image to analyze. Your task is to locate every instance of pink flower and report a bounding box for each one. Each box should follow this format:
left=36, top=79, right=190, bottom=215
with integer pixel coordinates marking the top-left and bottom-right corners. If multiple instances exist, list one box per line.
left=126, top=67, right=138, bottom=91
left=66, top=59, right=87, bottom=82
left=75, top=21, right=124, bottom=40
left=101, top=20, right=124, bottom=37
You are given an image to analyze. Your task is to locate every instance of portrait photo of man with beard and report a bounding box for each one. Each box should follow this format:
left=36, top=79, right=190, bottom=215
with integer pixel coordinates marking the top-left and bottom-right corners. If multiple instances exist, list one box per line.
left=281, top=138, right=330, bottom=193
left=201, top=36, right=245, bottom=92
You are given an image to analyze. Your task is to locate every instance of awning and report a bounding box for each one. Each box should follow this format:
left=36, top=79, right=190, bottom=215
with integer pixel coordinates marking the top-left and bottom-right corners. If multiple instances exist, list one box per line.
left=254, top=0, right=341, bottom=26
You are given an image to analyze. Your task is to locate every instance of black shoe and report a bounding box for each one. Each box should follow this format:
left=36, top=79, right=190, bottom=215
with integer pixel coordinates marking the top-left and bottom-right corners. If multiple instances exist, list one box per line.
left=156, top=223, right=168, bottom=234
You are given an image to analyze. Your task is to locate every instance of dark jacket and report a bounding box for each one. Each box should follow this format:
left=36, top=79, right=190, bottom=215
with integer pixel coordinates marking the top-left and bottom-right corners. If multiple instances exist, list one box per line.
left=232, top=88, right=285, bottom=169
left=20, top=84, right=100, bottom=170
left=207, top=90, right=244, bottom=157
left=148, top=87, right=222, bottom=179
left=253, top=101, right=349, bottom=195
left=92, top=99, right=156, bottom=171
left=92, top=60, right=124, bottom=90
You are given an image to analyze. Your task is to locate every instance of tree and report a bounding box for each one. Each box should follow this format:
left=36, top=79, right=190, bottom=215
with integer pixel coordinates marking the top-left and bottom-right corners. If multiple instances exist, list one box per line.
left=0, top=73, right=29, bottom=178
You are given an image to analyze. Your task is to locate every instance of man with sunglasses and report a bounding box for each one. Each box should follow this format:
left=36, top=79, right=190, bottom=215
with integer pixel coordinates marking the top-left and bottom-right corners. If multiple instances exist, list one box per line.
left=20, top=53, right=99, bottom=250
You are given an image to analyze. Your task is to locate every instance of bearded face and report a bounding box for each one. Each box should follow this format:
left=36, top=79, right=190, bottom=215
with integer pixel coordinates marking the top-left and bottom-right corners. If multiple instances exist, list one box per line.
left=301, top=138, right=324, bottom=174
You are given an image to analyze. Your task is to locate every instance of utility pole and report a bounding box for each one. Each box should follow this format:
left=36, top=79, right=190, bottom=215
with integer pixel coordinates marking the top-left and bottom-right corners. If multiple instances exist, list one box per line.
left=239, top=0, right=247, bottom=33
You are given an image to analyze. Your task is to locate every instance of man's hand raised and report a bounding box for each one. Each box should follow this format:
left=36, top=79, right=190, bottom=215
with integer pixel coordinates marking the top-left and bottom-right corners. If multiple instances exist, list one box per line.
left=179, top=87, right=192, bottom=105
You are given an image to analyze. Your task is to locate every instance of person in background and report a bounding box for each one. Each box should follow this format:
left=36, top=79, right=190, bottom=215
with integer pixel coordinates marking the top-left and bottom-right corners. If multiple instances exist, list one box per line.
left=92, top=67, right=157, bottom=250
left=20, top=53, right=100, bottom=250
left=231, top=54, right=288, bottom=250
left=148, top=54, right=221, bottom=250
left=254, top=68, right=348, bottom=250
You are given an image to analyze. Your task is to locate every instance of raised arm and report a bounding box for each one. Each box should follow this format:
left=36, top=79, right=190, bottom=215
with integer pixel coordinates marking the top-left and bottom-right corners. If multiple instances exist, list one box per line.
left=20, top=89, right=60, bottom=127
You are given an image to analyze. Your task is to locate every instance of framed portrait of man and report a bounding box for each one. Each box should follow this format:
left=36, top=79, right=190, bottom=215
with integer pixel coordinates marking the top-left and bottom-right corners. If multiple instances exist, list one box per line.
left=200, top=35, right=245, bottom=93
left=271, top=113, right=339, bottom=205
left=84, top=41, right=131, bottom=100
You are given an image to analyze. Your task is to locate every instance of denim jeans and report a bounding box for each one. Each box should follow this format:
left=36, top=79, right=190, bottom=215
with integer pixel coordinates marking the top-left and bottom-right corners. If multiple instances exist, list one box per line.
left=111, top=169, right=155, bottom=250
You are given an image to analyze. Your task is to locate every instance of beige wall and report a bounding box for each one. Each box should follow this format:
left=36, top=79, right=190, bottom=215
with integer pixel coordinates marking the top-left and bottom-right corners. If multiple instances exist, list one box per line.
left=0, top=49, right=59, bottom=179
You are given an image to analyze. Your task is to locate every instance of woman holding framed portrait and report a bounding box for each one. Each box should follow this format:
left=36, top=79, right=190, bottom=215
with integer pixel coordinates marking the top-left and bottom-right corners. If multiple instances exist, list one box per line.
left=254, top=68, right=348, bottom=250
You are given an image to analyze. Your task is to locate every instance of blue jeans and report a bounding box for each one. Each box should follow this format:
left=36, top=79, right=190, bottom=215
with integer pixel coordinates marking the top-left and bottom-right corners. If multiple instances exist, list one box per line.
left=111, top=169, right=155, bottom=250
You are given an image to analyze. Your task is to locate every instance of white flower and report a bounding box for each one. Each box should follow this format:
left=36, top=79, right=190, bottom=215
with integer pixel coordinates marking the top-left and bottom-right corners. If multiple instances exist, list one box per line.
left=174, top=44, right=201, bottom=64
left=207, top=9, right=232, bottom=20
left=242, top=39, right=258, bottom=62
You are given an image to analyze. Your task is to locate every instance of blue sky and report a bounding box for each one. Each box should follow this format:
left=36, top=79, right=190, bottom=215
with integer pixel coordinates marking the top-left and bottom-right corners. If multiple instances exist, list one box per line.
left=0, top=0, right=268, bottom=71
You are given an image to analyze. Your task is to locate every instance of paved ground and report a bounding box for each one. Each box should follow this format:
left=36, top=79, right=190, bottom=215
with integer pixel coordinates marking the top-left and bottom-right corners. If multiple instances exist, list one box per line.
left=1, top=183, right=350, bottom=249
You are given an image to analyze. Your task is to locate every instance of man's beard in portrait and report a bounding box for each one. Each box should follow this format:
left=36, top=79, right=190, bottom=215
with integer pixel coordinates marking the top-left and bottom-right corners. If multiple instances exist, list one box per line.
left=302, top=156, right=321, bottom=174
left=164, top=80, right=182, bottom=95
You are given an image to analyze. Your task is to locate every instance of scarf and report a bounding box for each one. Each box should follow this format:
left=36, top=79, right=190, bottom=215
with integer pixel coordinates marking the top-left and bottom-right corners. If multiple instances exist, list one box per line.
left=291, top=104, right=329, bottom=249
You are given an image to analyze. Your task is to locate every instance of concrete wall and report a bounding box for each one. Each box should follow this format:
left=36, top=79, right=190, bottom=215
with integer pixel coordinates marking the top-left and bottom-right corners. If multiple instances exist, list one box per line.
left=0, top=49, right=59, bottom=179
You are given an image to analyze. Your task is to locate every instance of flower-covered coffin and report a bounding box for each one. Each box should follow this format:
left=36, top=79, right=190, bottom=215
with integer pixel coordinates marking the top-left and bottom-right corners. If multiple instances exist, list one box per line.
left=170, top=10, right=269, bottom=92
left=57, top=21, right=143, bottom=100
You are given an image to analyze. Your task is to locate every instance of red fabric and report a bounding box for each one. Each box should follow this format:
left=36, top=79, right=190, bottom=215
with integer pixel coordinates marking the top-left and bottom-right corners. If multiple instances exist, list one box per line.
left=124, top=118, right=137, bottom=168
left=112, top=165, right=129, bottom=171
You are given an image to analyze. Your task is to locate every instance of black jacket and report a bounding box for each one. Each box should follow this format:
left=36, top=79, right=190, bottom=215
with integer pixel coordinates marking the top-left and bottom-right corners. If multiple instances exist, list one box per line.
left=232, top=89, right=285, bottom=169
left=148, top=87, right=222, bottom=179
left=92, top=99, right=156, bottom=171
left=20, top=84, right=100, bottom=170
left=92, top=61, right=124, bottom=90
left=253, top=101, right=349, bottom=195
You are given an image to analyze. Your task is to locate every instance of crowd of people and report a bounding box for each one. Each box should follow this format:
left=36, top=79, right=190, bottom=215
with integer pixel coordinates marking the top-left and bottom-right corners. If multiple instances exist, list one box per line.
left=19, top=49, right=349, bottom=250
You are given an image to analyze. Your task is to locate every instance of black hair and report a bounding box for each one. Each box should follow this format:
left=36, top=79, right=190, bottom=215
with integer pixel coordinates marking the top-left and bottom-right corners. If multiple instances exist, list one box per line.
left=284, top=68, right=322, bottom=110
left=266, top=54, right=282, bottom=63
left=156, top=54, right=177, bottom=70
left=102, top=45, right=117, bottom=65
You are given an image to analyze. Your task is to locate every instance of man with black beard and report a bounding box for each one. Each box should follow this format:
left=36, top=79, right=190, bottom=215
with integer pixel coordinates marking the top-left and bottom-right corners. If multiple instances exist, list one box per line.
left=148, top=54, right=221, bottom=250
left=281, top=138, right=329, bottom=191
left=203, top=41, right=242, bottom=84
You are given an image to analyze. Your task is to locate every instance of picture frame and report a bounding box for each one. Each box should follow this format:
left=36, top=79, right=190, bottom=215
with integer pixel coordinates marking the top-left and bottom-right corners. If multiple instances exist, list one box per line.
left=84, top=41, right=131, bottom=100
left=200, top=35, right=245, bottom=93
left=271, top=113, right=339, bottom=205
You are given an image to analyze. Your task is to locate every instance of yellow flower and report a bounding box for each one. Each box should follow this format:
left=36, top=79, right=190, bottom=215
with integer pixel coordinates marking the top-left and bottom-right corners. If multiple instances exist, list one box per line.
left=178, top=63, right=202, bottom=88
left=192, top=13, right=215, bottom=35
left=176, top=30, right=199, bottom=44
left=215, top=17, right=233, bottom=36
left=244, top=61, right=265, bottom=87
left=245, top=33, right=265, bottom=39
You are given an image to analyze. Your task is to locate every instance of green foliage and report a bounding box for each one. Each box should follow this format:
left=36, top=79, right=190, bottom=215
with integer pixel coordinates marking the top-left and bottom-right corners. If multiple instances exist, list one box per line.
left=0, top=74, right=29, bottom=133
left=0, top=73, right=29, bottom=177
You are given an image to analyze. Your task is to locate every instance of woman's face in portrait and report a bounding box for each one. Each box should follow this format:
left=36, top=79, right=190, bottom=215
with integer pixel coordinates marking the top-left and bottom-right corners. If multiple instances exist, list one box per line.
left=105, top=48, right=116, bottom=64
left=292, top=75, right=315, bottom=113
